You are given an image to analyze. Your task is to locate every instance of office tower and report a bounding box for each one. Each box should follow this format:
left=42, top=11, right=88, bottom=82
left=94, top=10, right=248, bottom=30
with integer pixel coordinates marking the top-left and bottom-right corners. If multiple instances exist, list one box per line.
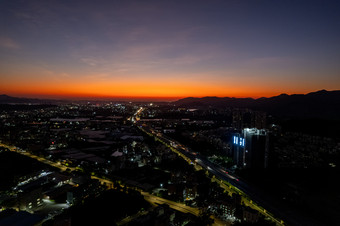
left=243, top=128, right=269, bottom=168
left=232, top=128, right=269, bottom=168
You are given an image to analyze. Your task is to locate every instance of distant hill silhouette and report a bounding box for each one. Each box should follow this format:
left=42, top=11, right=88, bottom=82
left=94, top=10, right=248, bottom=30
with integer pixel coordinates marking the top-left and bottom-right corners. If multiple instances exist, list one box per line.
left=0, top=94, right=68, bottom=104
left=2, top=91, right=340, bottom=119
left=0, top=94, right=41, bottom=104
left=174, top=90, right=340, bottom=120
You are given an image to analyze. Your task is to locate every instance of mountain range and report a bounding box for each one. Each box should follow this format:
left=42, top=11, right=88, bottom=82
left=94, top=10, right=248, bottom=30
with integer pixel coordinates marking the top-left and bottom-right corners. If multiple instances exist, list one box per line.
left=1, top=90, right=340, bottom=119
left=0, top=94, right=53, bottom=104
left=174, top=90, right=340, bottom=120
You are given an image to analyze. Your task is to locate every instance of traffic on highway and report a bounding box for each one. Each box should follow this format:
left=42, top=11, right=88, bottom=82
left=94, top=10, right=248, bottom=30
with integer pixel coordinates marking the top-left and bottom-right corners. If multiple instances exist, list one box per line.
left=132, top=107, right=285, bottom=226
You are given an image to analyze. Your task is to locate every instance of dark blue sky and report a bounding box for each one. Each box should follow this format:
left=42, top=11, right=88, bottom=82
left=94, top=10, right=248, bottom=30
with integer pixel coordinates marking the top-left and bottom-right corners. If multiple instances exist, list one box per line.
left=1, top=0, right=339, bottom=99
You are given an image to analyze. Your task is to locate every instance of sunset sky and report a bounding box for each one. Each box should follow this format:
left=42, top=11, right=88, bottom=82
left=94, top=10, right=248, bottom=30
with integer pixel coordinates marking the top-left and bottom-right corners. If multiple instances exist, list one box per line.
left=1, top=0, right=339, bottom=101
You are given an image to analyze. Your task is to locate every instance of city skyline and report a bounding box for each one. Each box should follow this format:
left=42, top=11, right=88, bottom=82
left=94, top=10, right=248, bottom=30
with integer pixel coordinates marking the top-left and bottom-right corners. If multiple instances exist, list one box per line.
left=1, top=0, right=340, bottom=100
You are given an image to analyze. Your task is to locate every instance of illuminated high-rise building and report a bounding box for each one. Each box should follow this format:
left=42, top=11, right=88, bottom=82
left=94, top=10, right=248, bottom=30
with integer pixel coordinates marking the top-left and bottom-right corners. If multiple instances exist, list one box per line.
left=243, top=128, right=269, bottom=168
left=232, top=128, right=269, bottom=168
left=232, top=133, right=245, bottom=167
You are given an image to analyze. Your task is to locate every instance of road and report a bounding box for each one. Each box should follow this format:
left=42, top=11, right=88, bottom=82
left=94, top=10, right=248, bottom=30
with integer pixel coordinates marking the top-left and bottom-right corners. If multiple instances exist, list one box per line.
left=117, top=193, right=230, bottom=226
left=1, top=143, right=225, bottom=224
left=0, top=143, right=76, bottom=172
left=141, top=191, right=200, bottom=216
left=1, top=106, right=283, bottom=225
left=132, top=109, right=285, bottom=226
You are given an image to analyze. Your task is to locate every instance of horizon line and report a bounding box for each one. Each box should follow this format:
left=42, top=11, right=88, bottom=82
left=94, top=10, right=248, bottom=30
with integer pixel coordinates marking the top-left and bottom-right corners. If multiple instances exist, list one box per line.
left=1, top=89, right=338, bottom=103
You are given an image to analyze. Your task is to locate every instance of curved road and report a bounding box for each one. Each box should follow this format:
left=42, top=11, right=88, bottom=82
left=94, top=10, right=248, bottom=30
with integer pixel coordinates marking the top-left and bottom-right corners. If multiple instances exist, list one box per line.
left=1, top=143, right=230, bottom=225
left=132, top=108, right=285, bottom=226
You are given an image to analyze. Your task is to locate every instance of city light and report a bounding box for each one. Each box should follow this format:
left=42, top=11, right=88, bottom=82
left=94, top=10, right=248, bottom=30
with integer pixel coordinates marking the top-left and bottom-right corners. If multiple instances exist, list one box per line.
left=233, top=136, right=245, bottom=147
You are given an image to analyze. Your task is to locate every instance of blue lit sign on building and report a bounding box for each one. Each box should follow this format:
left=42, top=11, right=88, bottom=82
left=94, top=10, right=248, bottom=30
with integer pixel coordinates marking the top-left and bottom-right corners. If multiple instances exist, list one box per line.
left=233, top=136, right=238, bottom=145
left=239, top=138, right=243, bottom=147
left=233, top=136, right=245, bottom=147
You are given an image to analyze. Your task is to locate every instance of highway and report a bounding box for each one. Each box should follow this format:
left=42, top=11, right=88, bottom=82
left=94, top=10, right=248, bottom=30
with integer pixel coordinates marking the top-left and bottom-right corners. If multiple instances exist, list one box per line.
left=116, top=192, right=232, bottom=226
left=0, top=143, right=218, bottom=224
left=0, top=107, right=284, bottom=225
left=141, top=191, right=200, bottom=216
left=0, top=143, right=76, bottom=172
left=132, top=108, right=286, bottom=226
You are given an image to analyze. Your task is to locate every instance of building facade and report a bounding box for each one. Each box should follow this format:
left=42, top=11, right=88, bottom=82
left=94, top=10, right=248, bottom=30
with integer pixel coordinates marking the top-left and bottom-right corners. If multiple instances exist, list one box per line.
left=232, top=128, right=269, bottom=168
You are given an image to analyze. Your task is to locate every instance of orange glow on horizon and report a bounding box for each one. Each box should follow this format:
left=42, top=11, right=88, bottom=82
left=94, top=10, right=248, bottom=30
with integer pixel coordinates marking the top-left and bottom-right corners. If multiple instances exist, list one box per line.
left=0, top=74, right=303, bottom=101
left=0, top=86, right=285, bottom=101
